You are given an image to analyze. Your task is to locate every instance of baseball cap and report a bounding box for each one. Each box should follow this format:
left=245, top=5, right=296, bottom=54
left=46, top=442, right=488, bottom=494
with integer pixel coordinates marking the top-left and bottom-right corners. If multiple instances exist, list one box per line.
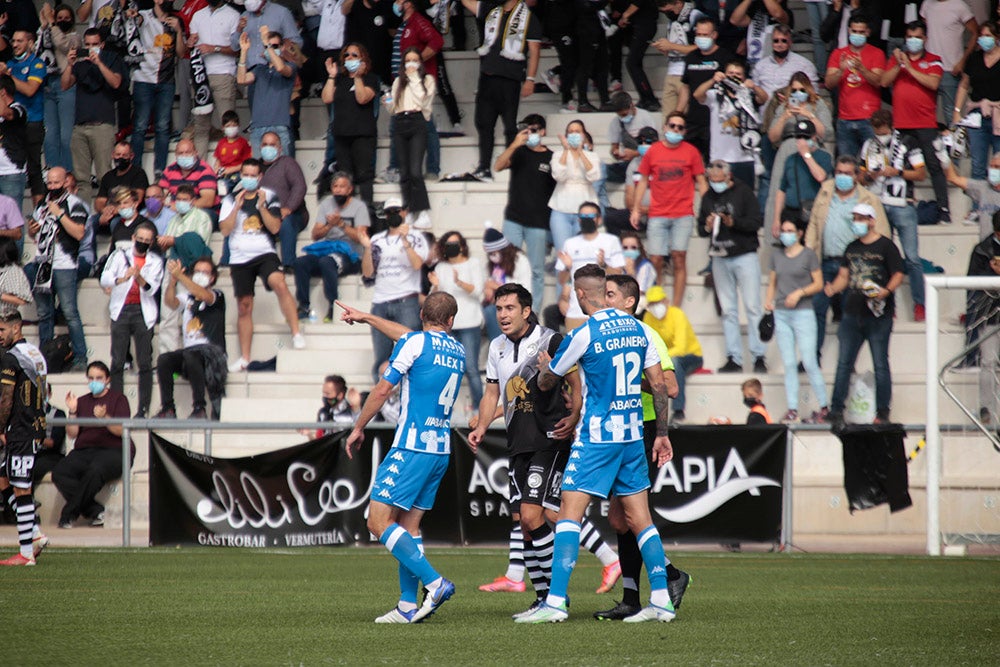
left=851, top=203, right=876, bottom=218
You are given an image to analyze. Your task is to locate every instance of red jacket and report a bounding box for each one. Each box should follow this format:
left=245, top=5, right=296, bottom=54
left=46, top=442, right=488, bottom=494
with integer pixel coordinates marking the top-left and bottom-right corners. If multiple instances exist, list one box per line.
left=398, top=11, right=443, bottom=79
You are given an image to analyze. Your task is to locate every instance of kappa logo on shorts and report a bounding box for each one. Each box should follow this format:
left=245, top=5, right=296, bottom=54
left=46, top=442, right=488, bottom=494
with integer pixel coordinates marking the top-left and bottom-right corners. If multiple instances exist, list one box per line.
left=565, top=463, right=577, bottom=472
left=388, top=464, right=400, bottom=474
left=381, top=477, right=396, bottom=487
left=570, top=451, right=581, bottom=459
left=564, top=476, right=574, bottom=486
left=527, top=472, right=543, bottom=489
left=378, top=489, right=392, bottom=499
left=391, top=451, right=405, bottom=462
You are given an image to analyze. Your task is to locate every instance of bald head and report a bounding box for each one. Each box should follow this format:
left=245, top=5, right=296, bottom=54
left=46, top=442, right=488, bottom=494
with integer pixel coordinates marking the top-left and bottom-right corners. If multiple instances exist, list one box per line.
left=46, top=167, right=68, bottom=195
left=175, top=139, right=198, bottom=167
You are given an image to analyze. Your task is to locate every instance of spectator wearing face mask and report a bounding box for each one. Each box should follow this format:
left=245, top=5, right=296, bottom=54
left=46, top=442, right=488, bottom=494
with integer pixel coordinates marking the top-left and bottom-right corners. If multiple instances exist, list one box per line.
left=99, top=221, right=163, bottom=418
left=237, top=28, right=299, bottom=157
left=619, top=230, right=656, bottom=307
left=481, top=226, right=531, bottom=341
left=140, top=184, right=173, bottom=236
left=40, top=4, right=81, bottom=173
left=258, top=131, right=308, bottom=269
left=212, top=110, right=252, bottom=197
left=155, top=257, right=228, bottom=420
left=549, top=119, right=602, bottom=258
left=302, top=374, right=362, bottom=438
left=159, top=139, right=219, bottom=215
left=187, top=0, right=241, bottom=159
left=94, top=142, right=149, bottom=236
left=606, top=92, right=658, bottom=184
left=554, top=202, right=625, bottom=330
left=642, top=284, right=701, bottom=423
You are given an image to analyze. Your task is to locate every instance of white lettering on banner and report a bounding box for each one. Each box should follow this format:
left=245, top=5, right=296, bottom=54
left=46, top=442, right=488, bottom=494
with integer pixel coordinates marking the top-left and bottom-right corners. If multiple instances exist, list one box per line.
left=469, top=499, right=511, bottom=517
left=651, top=448, right=781, bottom=523
left=467, top=457, right=510, bottom=498
left=197, top=532, right=267, bottom=547
left=196, top=438, right=380, bottom=529
left=283, top=530, right=348, bottom=546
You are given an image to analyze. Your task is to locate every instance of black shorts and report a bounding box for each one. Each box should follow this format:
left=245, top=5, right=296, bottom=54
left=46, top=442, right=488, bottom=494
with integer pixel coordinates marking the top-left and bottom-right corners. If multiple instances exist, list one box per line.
left=509, top=449, right=568, bottom=513
left=230, top=253, right=281, bottom=298
left=0, top=439, right=39, bottom=489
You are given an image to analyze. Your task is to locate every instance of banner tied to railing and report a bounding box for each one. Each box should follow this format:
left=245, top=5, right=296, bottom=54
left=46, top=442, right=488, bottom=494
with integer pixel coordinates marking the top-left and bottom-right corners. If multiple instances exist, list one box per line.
left=149, top=425, right=787, bottom=547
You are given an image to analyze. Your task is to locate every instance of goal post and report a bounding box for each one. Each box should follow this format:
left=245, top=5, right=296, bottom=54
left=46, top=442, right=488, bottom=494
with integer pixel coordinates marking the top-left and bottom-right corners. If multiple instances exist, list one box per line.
left=924, top=274, right=1000, bottom=556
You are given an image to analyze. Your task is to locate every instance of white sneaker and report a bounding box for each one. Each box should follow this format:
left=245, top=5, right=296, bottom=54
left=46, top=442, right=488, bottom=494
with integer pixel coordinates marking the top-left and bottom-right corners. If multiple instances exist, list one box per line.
left=375, top=606, right=417, bottom=624
left=228, top=357, right=249, bottom=372
left=964, top=211, right=980, bottom=226
left=559, top=101, right=577, bottom=114
left=622, top=603, right=676, bottom=623
left=412, top=210, right=432, bottom=230
left=292, top=333, right=306, bottom=349
left=32, top=534, right=49, bottom=558
left=452, top=123, right=464, bottom=135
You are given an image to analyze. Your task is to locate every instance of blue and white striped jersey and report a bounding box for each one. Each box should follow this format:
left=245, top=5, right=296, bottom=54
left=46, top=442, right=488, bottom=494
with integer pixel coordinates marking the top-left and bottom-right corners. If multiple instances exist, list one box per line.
left=549, top=308, right=660, bottom=445
left=383, top=330, right=466, bottom=455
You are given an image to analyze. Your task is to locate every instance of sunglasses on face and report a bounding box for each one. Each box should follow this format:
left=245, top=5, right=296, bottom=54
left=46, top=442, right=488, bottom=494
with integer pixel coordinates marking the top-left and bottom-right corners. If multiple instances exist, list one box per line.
left=772, top=38, right=790, bottom=44
left=790, top=87, right=807, bottom=93
left=667, top=123, right=686, bottom=130
left=345, top=52, right=361, bottom=58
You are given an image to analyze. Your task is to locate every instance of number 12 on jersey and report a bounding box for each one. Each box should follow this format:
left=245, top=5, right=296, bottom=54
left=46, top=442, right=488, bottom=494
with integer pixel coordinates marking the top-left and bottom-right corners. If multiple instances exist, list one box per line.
left=612, top=352, right=641, bottom=397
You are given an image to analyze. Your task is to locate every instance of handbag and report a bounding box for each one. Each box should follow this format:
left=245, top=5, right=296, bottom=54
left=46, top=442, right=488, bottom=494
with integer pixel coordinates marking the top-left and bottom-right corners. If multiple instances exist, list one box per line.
left=758, top=311, right=775, bottom=342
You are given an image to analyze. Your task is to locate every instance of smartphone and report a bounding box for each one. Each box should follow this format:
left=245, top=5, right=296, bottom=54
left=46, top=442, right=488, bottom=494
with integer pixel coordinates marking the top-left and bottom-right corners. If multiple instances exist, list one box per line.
left=515, top=122, right=528, bottom=133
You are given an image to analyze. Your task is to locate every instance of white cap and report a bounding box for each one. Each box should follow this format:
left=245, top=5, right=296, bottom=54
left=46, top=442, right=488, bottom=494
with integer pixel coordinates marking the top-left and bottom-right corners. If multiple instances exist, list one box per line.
left=383, top=197, right=404, bottom=210
left=851, top=203, right=876, bottom=219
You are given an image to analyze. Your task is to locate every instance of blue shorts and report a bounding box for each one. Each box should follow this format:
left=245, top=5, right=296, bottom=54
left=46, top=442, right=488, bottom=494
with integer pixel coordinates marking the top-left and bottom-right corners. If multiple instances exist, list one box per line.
left=561, top=439, right=651, bottom=500
left=371, top=448, right=450, bottom=511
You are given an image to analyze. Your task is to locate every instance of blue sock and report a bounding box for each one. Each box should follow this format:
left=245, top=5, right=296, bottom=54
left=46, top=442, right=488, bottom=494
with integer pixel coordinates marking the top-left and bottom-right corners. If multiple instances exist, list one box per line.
left=381, top=524, right=440, bottom=590
left=397, top=535, right=423, bottom=610
left=637, top=525, right=671, bottom=608
left=545, top=520, right=581, bottom=607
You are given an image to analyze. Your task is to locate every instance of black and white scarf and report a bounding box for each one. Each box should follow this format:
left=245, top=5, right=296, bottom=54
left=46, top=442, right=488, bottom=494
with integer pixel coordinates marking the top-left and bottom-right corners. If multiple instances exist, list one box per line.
left=32, top=198, right=65, bottom=294
left=477, top=1, right=530, bottom=62
left=109, top=0, right=144, bottom=66
left=713, top=76, right=763, bottom=169
left=35, top=25, right=58, bottom=75
left=189, top=49, right=215, bottom=116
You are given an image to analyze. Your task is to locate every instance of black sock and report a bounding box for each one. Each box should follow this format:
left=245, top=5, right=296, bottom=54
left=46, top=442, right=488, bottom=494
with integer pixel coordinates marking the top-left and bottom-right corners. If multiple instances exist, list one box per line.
left=617, top=530, right=641, bottom=607
left=667, top=563, right=681, bottom=581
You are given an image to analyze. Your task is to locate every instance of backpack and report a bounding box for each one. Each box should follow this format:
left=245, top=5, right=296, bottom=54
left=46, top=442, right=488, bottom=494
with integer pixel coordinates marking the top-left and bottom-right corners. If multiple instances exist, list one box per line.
left=41, top=335, right=73, bottom=374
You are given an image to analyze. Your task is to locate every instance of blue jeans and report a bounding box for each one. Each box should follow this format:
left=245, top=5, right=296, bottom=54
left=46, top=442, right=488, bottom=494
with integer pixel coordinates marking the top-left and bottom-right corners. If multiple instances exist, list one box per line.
left=774, top=308, right=828, bottom=411
left=34, top=267, right=88, bottom=363
left=884, top=204, right=923, bottom=307
left=804, top=1, right=828, bottom=75
left=250, top=125, right=294, bottom=158
left=293, top=253, right=359, bottom=308
left=595, top=162, right=610, bottom=213
left=967, top=121, right=1000, bottom=182
left=712, top=252, right=765, bottom=363
left=812, top=257, right=843, bottom=359
left=0, top=172, right=26, bottom=247
left=131, top=81, right=176, bottom=174
left=550, top=210, right=580, bottom=257
left=44, top=79, right=75, bottom=171
left=502, top=219, right=549, bottom=308
left=370, top=295, right=421, bottom=381
left=483, top=303, right=501, bottom=341
left=831, top=312, right=893, bottom=415
left=388, top=115, right=441, bottom=175
left=278, top=210, right=306, bottom=267
left=836, top=119, right=874, bottom=160
left=672, top=353, right=702, bottom=412
left=453, top=325, right=484, bottom=406
left=938, top=73, right=960, bottom=127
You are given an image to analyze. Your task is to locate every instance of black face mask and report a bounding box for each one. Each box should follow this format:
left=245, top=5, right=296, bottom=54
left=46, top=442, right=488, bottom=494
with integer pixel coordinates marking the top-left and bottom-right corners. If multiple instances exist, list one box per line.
left=386, top=211, right=404, bottom=228
left=323, top=396, right=340, bottom=408
left=443, top=242, right=462, bottom=259
left=579, top=216, right=598, bottom=234
left=134, top=241, right=151, bottom=255
left=772, top=47, right=789, bottom=60
left=114, top=157, right=131, bottom=172
left=47, top=188, right=65, bottom=200
left=56, top=20, right=74, bottom=33
left=333, top=194, right=349, bottom=207
left=743, top=396, right=758, bottom=408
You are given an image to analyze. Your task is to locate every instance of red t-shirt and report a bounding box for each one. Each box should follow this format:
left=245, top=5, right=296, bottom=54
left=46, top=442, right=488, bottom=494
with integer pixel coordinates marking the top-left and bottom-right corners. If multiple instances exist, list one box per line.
left=214, top=137, right=252, bottom=169
left=827, top=44, right=886, bottom=121
left=637, top=141, right=705, bottom=218
left=892, top=50, right=944, bottom=129
left=124, top=253, right=146, bottom=305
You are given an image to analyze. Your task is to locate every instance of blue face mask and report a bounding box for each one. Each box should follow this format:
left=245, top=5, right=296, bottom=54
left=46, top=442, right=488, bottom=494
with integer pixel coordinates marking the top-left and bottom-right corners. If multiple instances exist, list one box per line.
left=779, top=231, right=798, bottom=247
left=989, top=168, right=1000, bottom=186
left=790, top=90, right=809, bottom=104
left=638, top=144, right=650, bottom=156
left=392, top=2, right=403, bottom=16
left=526, top=133, right=541, bottom=148
left=14, top=51, right=27, bottom=61
left=175, top=200, right=192, bottom=215
left=709, top=180, right=729, bottom=194
left=177, top=155, right=196, bottom=170
left=344, top=58, right=361, bottom=73
left=118, top=207, right=134, bottom=220
left=852, top=221, right=870, bottom=237
left=835, top=173, right=855, bottom=192
left=978, top=36, right=996, bottom=52
left=567, top=132, right=583, bottom=149
left=665, top=131, right=683, bottom=145
left=848, top=33, right=867, bottom=48
left=694, top=36, right=714, bottom=51
left=260, top=145, right=279, bottom=162
left=241, top=176, right=260, bottom=191
left=905, top=37, right=924, bottom=54
left=620, top=114, right=634, bottom=124
left=623, top=248, right=640, bottom=260
left=89, top=380, right=106, bottom=396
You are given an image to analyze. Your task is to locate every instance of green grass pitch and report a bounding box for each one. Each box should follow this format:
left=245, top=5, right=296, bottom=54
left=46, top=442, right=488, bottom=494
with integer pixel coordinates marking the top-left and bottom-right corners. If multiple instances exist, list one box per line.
left=7, top=547, right=999, bottom=665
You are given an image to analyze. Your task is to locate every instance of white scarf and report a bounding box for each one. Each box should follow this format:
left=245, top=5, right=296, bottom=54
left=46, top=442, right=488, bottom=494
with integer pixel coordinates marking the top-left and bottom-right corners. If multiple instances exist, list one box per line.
left=477, top=1, right=530, bottom=62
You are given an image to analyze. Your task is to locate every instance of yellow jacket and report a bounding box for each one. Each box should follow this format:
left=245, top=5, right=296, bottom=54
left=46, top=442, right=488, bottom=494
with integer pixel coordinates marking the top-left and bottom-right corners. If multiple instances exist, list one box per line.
left=643, top=306, right=703, bottom=359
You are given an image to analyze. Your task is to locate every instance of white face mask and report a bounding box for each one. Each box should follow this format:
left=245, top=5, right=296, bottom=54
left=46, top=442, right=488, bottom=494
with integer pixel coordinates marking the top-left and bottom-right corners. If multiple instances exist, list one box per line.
left=245, top=0, right=264, bottom=12
left=648, top=303, right=667, bottom=320
left=404, top=61, right=420, bottom=71
left=224, top=125, right=240, bottom=138
left=192, top=272, right=212, bottom=288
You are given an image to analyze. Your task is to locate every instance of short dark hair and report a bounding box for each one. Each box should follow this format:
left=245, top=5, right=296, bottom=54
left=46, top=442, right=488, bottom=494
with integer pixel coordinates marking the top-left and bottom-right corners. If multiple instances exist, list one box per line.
left=0, top=237, right=19, bottom=268
left=611, top=91, right=633, bottom=111
left=905, top=20, right=927, bottom=35
left=191, top=256, right=217, bottom=280
left=176, top=183, right=196, bottom=198
left=836, top=155, right=859, bottom=170
left=666, top=110, right=686, bottom=125
left=521, top=113, right=546, bottom=130
left=607, top=274, right=640, bottom=310
left=324, top=374, right=347, bottom=393
left=574, top=263, right=606, bottom=283
left=695, top=16, right=717, bottom=31
left=494, top=283, right=532, bottom=309
left=723, top=59, right=746, bottom=75
left=134, top=221, right=157, bottom=238
left=848, top=12, right=870, bottom=29
left=241, top=157, right=263, bottom=173
left=87, top=360, right=111, bottom=379
left=83, top=27, right=102, bottom=40
left=266, top=30, right=284, bottom=42
left=222, top=110, right=240, bottom=125
left=0, top=311, right=22, bottom=324
left=870, top=108, right=893, bottom=128
left=422, top=291, right=458, bottom=326
left=993, top=210, right=1000, bottom=233
left=578, top=201, right=601, bottom=215
left=0, top=75, right=15, bottom=99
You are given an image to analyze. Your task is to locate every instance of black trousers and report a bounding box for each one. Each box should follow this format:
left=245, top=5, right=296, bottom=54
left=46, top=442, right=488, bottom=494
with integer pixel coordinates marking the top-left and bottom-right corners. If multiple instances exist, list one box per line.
left=576, top=22, right=609, bottom=106
left=435, top=53, right=462, bottom=126
left=53, top=448, right=122, bottom=522
left=900, top=127, right=950, bottom=220
left=395, top=113, right=431, bottom=212
left=626, top=21, right=658, bottom=104
left=110, top=304, right=154, bottom=415
left=26, top=121, right=45, bottom=197
left=157, top=347, right=209, bottom=412
left=334, top=134, right=377, bottom=204
left=546, top=12, right=577, bottom=104
left=474, top=74, right=521, bottom=171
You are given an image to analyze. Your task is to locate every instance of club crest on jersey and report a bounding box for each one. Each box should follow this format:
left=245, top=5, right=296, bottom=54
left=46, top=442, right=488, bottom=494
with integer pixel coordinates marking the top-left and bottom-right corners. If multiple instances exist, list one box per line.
left=527, top=472, right=543, bottom=489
